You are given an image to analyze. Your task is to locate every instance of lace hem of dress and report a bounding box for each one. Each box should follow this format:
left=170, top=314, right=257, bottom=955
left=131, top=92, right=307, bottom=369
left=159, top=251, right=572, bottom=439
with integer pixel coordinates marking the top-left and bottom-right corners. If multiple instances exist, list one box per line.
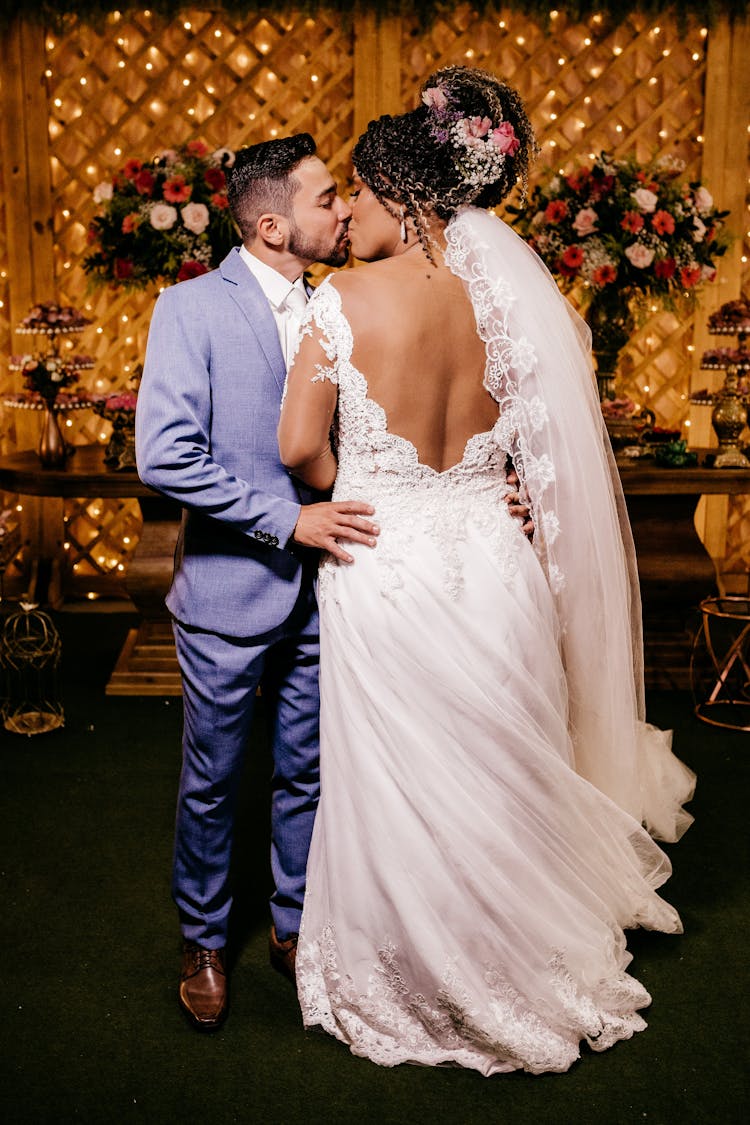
left=297, top=921, right=650, bottom=1076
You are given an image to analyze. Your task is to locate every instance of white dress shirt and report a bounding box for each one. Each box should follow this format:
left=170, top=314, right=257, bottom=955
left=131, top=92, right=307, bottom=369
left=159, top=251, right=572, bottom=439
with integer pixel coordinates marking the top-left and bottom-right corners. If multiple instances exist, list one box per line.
left=238, top=244, right=308, bottom=367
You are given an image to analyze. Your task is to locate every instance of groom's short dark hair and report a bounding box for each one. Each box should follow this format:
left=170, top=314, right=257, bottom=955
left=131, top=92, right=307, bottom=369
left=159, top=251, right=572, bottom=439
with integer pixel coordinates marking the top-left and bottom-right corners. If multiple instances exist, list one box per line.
left=228, top=133, right=317, bottom=242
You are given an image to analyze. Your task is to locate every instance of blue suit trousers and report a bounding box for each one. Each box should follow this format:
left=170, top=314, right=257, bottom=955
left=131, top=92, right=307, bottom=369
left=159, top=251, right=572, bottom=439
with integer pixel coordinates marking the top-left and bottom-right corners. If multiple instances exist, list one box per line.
left=172, top=581, right=320, bottom=947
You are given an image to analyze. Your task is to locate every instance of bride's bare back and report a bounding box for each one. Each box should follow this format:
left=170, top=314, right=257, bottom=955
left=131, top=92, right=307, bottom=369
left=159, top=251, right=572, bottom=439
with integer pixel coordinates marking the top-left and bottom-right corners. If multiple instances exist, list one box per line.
left=337, top=248, right=497, bottom=473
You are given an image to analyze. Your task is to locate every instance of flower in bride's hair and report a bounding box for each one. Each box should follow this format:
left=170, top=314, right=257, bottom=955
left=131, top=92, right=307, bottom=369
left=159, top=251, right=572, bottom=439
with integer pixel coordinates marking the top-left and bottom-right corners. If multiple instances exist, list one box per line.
left=422, top=86, right=449, bottom=115
left=491, top=122, right=520, bottom=157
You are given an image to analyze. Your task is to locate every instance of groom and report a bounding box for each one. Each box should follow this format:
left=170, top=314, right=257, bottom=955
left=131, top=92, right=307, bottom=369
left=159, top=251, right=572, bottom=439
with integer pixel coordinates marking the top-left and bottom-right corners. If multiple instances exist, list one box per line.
left=136, top=134, right=379, bottom=1032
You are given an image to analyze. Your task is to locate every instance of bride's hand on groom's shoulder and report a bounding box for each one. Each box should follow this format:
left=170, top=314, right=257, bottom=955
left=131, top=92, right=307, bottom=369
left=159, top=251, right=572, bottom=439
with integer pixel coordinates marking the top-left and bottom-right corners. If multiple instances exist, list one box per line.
left=293, top=501, right=379, bottom=563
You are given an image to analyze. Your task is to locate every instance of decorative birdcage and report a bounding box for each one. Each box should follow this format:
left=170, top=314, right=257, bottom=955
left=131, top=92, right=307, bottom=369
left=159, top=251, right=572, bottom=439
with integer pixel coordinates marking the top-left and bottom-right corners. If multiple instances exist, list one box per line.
left=0, top=603, right=64, bottom=735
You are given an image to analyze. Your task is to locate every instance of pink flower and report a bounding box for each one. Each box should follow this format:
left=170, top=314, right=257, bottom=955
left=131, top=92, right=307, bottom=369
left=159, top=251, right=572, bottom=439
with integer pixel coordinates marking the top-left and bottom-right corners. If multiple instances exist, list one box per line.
left=491, top=121, right=520, bottom=156
left=422, top=86, right=448, bottom=113
left=572, top=207, right=598, bottom=236
left=150, top=203, right=178, bottom=230
left=181, top=202, right=210, bottom=235
left=694, top=186, right=714, bottom=213
left=633, top=187, right=658, bottom=213
left=466, top=115, right=493, bottom=139
left=625, top=243, right=655, bottom=269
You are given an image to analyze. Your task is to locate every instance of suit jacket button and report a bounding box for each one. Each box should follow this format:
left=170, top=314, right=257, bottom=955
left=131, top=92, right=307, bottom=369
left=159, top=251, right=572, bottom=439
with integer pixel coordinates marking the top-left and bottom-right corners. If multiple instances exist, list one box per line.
left=254, top=530, right=263, bottom=539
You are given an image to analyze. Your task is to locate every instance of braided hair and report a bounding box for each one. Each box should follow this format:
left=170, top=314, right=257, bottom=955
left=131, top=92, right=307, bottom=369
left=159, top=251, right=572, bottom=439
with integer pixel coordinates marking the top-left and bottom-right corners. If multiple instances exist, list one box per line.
left=352, top=66, right=538, bottom=259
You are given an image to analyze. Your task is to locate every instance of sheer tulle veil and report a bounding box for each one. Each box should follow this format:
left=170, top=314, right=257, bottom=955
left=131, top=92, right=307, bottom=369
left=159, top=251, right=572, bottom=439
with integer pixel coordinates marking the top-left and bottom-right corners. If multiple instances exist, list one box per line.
left=445, top=206, right=695, bottom=841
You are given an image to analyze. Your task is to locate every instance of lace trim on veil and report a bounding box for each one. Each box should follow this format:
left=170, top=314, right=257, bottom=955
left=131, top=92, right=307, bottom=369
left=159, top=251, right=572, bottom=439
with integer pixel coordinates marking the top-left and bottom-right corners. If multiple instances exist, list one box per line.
left=445, top=212, right=564, bottom=592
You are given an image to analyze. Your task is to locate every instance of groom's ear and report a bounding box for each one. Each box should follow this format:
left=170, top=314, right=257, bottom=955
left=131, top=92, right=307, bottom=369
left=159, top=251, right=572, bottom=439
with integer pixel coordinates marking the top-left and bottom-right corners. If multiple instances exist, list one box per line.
left=256, top=212, right=287, bottom=248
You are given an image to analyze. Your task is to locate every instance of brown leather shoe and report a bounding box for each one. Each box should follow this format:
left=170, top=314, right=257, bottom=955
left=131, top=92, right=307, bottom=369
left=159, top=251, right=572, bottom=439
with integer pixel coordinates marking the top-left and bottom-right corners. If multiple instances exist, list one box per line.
left=269, top=925, right=298, bottom=987
left=179, top=941, right=228, bottom=1031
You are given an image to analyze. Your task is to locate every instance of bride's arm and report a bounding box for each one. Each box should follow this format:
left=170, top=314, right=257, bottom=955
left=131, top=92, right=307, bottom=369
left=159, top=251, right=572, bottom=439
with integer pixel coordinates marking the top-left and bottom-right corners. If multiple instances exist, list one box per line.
left=278, top=327, right=339, bottom=493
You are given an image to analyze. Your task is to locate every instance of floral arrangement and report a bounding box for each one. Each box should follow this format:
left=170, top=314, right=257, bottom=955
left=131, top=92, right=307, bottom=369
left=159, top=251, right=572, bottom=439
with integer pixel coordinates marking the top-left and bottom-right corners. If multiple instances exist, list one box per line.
left=7, top=302, right=93, bottom=408
left=84, top=141, right=238, bottom=290
left=13, top=355, right=84, bottom=406
left=510, top=152, right=728, bottom=306
left=16, top=302, right=92, bottom=335
left=422, top=86, right=520, bottom=189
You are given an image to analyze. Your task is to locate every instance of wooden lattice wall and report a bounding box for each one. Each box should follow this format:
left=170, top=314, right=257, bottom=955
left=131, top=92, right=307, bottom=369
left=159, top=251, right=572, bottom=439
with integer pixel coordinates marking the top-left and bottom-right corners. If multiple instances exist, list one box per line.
left=1, top=5, right=749, bottom=599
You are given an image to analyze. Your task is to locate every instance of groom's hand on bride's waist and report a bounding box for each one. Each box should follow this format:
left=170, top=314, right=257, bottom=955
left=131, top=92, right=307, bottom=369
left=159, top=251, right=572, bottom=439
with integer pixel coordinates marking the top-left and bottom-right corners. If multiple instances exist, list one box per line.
left=292, top=501, right=379, bottom=563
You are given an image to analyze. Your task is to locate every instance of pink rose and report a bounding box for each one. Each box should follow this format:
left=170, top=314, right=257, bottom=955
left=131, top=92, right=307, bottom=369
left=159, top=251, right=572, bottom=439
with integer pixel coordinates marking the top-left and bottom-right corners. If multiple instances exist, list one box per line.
left=181, top=202, right=210, bottom=235
left=572, top=207, right=598, bottom=236
left=625, top=243, right=655, bottom=269
left=491, top=122, right=520, bottom=156
left=150, top=203, right=178, bottom=230
left=694, top=186, right=714, bottom=213
left=633, top=187, right=658, bottom=213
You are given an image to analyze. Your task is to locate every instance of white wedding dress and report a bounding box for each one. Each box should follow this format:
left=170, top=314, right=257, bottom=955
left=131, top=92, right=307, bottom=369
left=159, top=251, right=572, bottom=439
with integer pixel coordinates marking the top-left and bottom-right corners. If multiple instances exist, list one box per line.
left=293, top=209, right=695, bottom=1075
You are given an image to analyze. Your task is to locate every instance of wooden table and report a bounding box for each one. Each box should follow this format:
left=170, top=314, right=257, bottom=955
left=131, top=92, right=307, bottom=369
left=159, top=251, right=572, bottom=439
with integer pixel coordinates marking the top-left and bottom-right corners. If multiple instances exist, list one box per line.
left=0, top=446, right=181, bottom=695
left=2, top=447, right=750, bottom=694
left=617, top=457, right=750, bottom=688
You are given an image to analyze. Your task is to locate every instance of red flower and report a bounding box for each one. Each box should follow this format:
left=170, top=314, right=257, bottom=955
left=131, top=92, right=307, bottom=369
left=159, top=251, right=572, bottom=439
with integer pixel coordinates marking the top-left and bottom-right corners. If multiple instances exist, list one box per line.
left=177, top=260, right=209, bottom=282
left=211, top=193, right=230, bottom=209
left=123, top=158, right=143, bottom=180
left=636, top=172, right=658, bottom=191
left=163, top=175, right=192, bottom=203
left=621, top=211, right=644, bottom=234
left=654, top=257, right=676, bottom=280
left=134, top=169, right=155, bottom=196
left=86, top=224, right=98, bottom=244
left=114, top=258, right=134, bottom=279
left=204, top=167, right=226, bottom=192
left=590, top=173, right=615, bottom=198
left=680, top=265, right=702, bottom=288
left=545, top=199, right=568, bottom=222
left=592, top=264, right=617, bottom=286
left=558, top=245, right=584, bottom=276
left=566, top=168, right=591, bottom=191
left=121, top=212, right=140, bottom=234
left=651, top=209, right=675, bottom=236
left=186, top=140, right=209, bottom=157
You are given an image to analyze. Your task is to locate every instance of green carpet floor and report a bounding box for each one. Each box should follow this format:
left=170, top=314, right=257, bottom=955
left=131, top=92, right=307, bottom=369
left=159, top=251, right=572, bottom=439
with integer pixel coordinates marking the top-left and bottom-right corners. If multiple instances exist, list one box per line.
left=1, top=609, right=747, bottom=1124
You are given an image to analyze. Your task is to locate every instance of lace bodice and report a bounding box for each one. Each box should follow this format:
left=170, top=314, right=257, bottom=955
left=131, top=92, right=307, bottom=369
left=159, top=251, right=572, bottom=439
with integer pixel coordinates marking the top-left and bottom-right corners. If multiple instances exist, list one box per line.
left=299, top=280, right=524, bottom=599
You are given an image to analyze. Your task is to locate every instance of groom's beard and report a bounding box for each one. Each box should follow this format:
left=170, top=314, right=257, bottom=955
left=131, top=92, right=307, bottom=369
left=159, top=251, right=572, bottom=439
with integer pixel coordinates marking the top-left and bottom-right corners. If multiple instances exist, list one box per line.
left=288, top=218, right=351, bottom=268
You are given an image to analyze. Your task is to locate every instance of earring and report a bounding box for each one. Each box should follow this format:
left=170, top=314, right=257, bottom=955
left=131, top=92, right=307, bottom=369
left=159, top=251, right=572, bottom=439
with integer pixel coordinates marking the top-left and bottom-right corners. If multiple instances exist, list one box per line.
left=400, top=208, right=408, bottom=243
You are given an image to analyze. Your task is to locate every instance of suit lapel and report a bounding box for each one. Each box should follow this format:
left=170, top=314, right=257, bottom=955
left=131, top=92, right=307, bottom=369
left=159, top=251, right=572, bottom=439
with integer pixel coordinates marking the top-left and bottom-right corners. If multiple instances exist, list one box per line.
left=220, top=248, right=286, bottom=393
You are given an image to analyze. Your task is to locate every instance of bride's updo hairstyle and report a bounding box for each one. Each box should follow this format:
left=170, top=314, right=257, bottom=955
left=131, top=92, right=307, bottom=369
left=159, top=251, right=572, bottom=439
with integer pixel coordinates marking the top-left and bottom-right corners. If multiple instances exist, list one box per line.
left=352, top=66, right=537, bottom=257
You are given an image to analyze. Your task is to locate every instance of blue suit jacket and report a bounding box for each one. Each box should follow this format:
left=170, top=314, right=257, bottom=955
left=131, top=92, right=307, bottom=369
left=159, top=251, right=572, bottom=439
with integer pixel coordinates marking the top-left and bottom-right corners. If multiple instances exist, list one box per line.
left=136, top=247, right=316, bottom=639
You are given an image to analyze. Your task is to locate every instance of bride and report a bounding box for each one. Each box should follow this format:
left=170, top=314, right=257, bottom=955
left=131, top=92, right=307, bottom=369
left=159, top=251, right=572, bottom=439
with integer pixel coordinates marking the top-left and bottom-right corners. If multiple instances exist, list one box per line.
left=277, top=66, right=695, bottom=1075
